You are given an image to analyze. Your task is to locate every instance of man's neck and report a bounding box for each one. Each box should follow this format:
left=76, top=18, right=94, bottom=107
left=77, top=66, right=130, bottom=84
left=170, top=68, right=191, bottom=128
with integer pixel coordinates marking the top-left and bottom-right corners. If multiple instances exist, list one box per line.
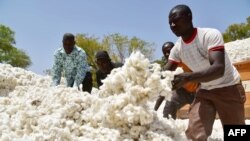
left=64, top=46, right=75, bottom=54
left=182, top=27, right=197, bottom=44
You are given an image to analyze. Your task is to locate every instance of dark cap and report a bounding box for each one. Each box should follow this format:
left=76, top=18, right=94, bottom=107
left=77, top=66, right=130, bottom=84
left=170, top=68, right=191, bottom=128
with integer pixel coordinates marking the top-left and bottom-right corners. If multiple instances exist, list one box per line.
left=95, top=50, right=110, bottom=59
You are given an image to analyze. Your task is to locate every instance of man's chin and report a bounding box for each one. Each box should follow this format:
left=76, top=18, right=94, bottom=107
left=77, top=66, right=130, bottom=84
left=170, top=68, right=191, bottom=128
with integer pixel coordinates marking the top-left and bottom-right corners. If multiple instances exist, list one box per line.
left=174, top=33, right=181, bottom=37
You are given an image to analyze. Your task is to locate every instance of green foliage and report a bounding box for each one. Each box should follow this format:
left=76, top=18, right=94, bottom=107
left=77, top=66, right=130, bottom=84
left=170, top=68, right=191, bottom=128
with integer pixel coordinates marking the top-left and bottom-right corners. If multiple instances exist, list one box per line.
left=223, top=16, right=250, bottom=42
left=103, top=33, right=155, bottom=62
left=75, top=34, right=104, bottom=70
left=0, top=24, right=31, bottom=68
left=153, top=56, right=167, bottom=68
left=102, top=33, right=128, bottom=62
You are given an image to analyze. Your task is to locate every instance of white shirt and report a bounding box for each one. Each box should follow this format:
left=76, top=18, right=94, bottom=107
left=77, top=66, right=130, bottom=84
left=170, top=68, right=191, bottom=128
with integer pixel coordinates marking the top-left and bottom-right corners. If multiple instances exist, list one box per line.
left=169, top=28, right=240, bottom=90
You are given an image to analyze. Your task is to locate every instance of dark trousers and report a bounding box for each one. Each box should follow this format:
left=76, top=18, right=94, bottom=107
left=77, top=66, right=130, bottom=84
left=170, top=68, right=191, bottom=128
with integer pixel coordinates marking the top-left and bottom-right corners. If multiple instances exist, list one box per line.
left=82, top=72, right=93, bottom=93
left=163, top=87, right=195, bottom=119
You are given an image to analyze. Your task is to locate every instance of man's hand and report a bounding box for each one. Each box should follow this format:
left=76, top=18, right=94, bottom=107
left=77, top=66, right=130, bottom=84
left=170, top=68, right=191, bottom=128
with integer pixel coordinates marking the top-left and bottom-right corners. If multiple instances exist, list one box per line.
left=172, top=72, right=191, bottom=90
left=154, top=96, right=165, bottom=111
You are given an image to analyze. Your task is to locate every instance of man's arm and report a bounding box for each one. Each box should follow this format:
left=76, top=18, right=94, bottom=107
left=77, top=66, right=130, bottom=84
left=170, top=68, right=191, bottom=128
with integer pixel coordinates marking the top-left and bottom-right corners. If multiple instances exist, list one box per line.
left=74, top=51, right=89, bottom=88
left=190, top=50, right=225, bottom=82
left=96, top=70, right=103, bottom=88
left=172, top=50, right=225, bottom=89
left=154, top=61, right=178, bottom=111
left=52, top=52, right=63, bottom=86
left=163, top=60, right=179, bottom=71
left=154, top=95, right=165, bottom=111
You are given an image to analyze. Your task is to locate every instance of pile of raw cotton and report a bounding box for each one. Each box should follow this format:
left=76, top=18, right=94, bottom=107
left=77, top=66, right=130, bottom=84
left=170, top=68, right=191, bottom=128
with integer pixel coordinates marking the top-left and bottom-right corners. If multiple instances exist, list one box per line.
left=0, top=37, right=250, bottom=141
left=0, top=52, right=188, bottom=141
left=225, top=38, right=250, bottom=63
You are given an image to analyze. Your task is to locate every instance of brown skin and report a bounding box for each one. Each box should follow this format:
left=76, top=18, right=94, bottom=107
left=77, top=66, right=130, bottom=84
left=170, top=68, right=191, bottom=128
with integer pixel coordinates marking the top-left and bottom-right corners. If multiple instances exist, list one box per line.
left=154, top=43, right=174, bottom=111
left=63, top=38, right=75, bottom=54
left=167, top=8, right=225, bottom=90
left=162, top=43, right=174, bottom=70
left=96, top=58, right=113, bottom=74
left=162, top=43, right=174, bottom=59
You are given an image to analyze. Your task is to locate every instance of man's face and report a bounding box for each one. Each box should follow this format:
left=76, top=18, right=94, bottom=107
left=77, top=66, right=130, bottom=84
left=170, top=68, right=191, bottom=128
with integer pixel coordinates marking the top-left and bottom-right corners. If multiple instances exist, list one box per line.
left=169, top=9, right=190, bottom=37
left=96, top=58, right=112, bottom=74
left=162, top=45, right=172, bottom=59
left=63, top=39, right=75, bottom=54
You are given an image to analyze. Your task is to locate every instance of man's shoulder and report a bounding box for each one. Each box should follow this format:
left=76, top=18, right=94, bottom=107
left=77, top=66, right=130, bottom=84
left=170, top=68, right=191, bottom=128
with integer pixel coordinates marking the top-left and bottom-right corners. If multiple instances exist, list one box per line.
left=74, top=46, right=87, bottom=56
left=75, top=46, right=85, bottom=52
left=55, top=47, right=63, bottom=52
left=198, top=27, right=221, bottom=35
left=197, top=27, right=223, bottom=44
left=75, top=46, right=82, bottom=50
left=54, top=47, right=64, bottom=55
left=113, top=62, right=123, bottom=68
left=172, top=39, right=182, bottom=50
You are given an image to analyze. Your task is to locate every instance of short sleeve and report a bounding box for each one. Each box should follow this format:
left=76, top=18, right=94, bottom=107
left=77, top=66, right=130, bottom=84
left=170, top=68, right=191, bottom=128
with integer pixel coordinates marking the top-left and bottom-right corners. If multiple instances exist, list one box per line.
left=168, top=40, right=181, bottom=63
left=205, top=29, right=224, bottom=50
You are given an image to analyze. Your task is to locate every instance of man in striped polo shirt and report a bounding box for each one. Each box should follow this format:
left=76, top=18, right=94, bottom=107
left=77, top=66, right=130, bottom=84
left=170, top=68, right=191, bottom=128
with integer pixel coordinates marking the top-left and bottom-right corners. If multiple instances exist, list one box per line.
left=166, top=4, right=246, bottom=141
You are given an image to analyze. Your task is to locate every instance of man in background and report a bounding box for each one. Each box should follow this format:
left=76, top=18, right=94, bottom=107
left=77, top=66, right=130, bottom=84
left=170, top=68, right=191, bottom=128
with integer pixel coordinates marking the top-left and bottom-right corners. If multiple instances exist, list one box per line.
left=52, top=33, right=90, bottom=91
left=154, top=41, right=198, bottom=119
left=95, top=50, right=123, bottom=88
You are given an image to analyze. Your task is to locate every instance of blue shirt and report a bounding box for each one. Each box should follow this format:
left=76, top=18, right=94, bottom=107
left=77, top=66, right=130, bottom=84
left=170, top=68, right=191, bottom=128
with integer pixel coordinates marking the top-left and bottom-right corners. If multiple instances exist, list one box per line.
left=52, top=46, right=89, bottom=88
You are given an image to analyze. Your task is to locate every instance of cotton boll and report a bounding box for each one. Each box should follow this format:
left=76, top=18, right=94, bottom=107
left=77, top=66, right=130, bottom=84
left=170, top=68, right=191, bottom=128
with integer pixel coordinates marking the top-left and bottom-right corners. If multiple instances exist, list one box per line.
left=0, top=114, right=10, bottom=127
left=24, top=124, right=33, bottom=134
left=0, top=74, right=17, bottom=90
left=143, top=131, right=174, bottom=141
left=161, top=70, right=175, bottom=80
left=66, top=120, right=74, bottom=129
left=225, top=38, right=250, bottom=63
left=0, top=89, right=12, bottom=97
left=6, top=105, right=20, bottom=116
left=129, top=125, right=147, bottom=138
left=72, top=128, right=81, bottom=136
left=0, top=97, right=11, bottom=105
left=173, top=67, right=184, bottom=75
left=90, top=87, right=99, bottom=94
left=101, top=70, right=126, bottom=95
left=127, top=86, right=150, bottom=104
left=139, top=108, right=154, bottom=125
left=144, top=73, right=162, bottom=97
left=73, top=112, right=80, bottom=120
left=0, top=134, right=11, bottom=141
left=149, top=63, right=162, bottom=72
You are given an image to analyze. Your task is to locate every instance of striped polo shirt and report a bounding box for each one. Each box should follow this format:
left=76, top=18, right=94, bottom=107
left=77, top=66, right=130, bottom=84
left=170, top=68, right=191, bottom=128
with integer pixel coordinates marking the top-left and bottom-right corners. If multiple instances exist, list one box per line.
left=169, top=28, right=240, bottom=90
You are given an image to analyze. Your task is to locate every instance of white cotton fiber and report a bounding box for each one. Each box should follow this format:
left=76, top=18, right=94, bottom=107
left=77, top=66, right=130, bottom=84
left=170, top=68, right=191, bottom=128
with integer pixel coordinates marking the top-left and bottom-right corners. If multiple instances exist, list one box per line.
left=0, top=38, right=250, bottom=141
left=225, top=38, right=250, bottom=63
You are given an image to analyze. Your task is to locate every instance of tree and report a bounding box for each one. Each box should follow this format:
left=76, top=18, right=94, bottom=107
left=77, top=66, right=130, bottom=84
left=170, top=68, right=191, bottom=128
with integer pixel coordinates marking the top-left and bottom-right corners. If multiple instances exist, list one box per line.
left=103, top=33, right=155, bottom=63
left=75, top=34, right=105, bottom=70
left=0, top=24, right=31, bottom=68
left=102, top=33, right=128, bottom=62
left=223, top=16, right=250, bottom=42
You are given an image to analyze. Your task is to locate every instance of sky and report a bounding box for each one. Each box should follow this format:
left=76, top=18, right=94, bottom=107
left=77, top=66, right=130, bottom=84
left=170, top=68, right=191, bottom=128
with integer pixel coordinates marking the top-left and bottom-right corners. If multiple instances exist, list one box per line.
left=0, top=0, right=249, bottom=75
